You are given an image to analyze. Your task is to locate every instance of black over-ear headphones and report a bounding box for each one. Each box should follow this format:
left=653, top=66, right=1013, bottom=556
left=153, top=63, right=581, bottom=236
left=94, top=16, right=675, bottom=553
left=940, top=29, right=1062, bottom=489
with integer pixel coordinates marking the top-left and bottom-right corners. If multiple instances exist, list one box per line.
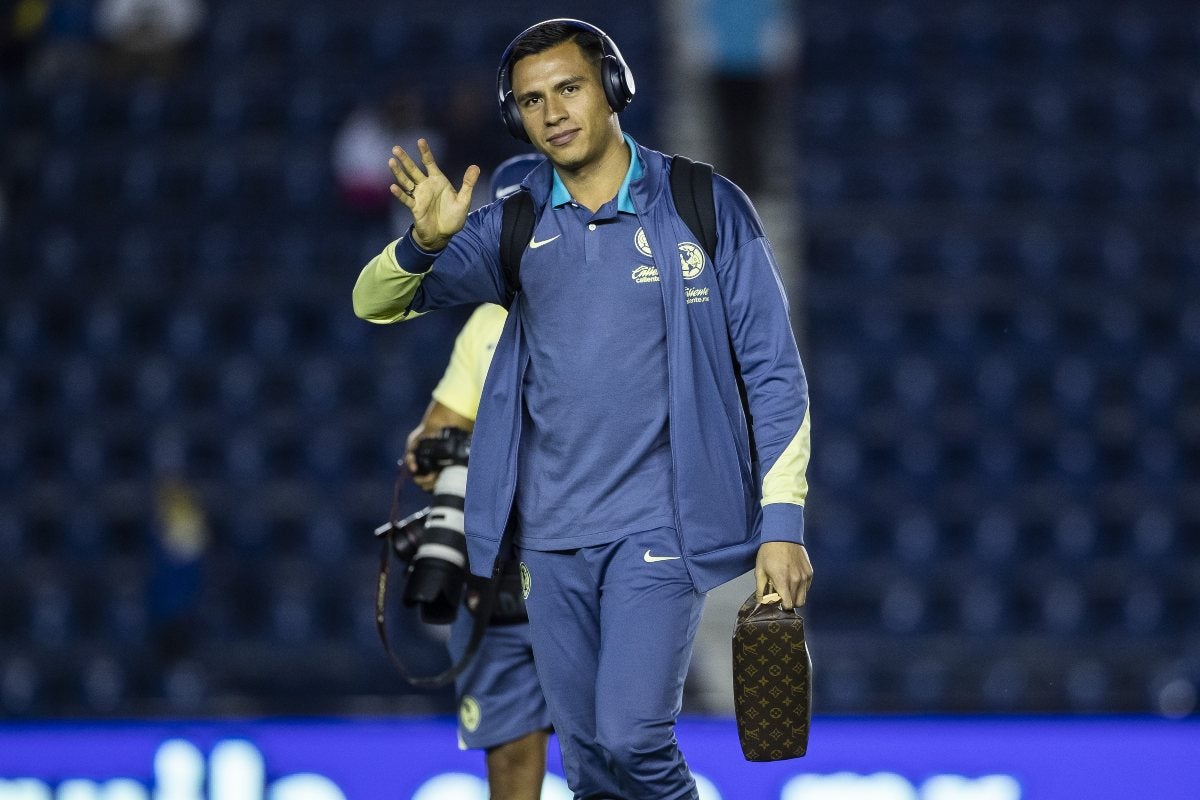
left=496, top=18, right=636, bottom=142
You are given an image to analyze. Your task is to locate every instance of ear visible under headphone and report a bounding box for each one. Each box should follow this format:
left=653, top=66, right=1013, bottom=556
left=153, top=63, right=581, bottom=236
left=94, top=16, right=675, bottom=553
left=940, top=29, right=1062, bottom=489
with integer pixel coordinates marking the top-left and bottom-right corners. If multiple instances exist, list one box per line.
left=496, top=18, right=636, bottom=143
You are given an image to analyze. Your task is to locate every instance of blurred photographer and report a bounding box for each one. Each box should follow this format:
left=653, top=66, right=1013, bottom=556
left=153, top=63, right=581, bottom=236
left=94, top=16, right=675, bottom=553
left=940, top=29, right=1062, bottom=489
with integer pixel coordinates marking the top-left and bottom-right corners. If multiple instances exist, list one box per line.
left=402, top=154, right=551, bottom=800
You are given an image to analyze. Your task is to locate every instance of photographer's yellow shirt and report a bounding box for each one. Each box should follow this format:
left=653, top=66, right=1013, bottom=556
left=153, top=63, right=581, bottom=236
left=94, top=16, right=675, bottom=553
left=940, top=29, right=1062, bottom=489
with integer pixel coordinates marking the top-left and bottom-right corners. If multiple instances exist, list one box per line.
left=431, top=303, right=508, bottom=423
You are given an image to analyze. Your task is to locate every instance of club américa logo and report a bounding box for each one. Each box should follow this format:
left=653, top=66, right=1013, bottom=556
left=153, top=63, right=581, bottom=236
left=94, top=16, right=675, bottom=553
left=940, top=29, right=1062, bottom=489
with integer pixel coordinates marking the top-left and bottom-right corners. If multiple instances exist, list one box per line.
left=459, top=695, right=482, bottom=732
left=679, top=242, right=705, bottom=279
left=520, top=562, right=531, bottom=600
left=635, top=227, right=653, bottom=257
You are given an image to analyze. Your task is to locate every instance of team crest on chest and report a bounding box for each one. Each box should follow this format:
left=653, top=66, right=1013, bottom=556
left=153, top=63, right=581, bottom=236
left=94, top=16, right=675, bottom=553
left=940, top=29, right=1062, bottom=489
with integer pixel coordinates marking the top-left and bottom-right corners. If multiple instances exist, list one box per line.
left=635, top=227, right=653, bottom=258
left=679, top=242, right=705, bottom=280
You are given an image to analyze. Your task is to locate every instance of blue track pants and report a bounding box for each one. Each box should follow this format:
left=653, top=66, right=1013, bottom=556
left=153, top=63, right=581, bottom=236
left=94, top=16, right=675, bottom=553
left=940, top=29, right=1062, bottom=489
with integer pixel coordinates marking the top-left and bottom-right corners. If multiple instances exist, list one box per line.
left=519, top=527, right=705, bottom=800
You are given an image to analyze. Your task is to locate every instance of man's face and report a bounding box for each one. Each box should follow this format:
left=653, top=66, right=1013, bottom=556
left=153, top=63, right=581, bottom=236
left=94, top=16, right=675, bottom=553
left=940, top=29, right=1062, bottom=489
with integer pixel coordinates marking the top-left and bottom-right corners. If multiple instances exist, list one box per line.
left=510, top=40, right=620, bottom=171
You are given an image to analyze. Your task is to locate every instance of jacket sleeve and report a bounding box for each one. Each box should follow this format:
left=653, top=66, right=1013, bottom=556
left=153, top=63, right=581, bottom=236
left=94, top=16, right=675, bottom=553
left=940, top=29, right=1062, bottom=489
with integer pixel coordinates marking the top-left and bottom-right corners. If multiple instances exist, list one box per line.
left=713, top=178, right=811, bottom=545
left=351, top=204, right=508, bottom=323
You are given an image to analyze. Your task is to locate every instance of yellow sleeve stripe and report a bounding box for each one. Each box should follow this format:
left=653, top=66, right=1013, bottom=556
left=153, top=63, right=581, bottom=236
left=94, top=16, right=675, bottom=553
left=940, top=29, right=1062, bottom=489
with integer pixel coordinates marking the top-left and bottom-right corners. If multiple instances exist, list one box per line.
left=762, top=408, right=811, bottom=507
left=351, top=241, right=427, bottom=323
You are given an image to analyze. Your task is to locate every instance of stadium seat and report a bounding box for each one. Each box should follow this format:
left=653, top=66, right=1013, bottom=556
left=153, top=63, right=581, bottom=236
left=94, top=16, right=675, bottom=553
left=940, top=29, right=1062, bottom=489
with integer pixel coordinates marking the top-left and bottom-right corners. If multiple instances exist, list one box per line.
left=250, top=308, right=292, bottom=358
left=903, top=657, right=949, bottom=709
left=166, top=308, right=210, bottom=360
left=32, top=224, right=81, bottom=283
left=125, top=80, right=167, bottom=136
left=1123, top=582, right=1167, bottom=635
left=200, top=152, right=241, bottom=205
left=225, top=428, right=267, bottom=483
left=271, top=584, right=318, bottom=645
left=1131, top=506, right=1176, bottom=560
left=1137, top=428, right=1180, bottom=481
left=808, top=501, right=865, bottom=560
left=120, top=148, right=163, bottom=207
left=38, top=147, right=80, bottom=210
left=81, top=655, right=127, bottom=714
left=892, top=511, right=940, bottom=564
left=47, top=84, right=89, bottom=137
left=981, top=658, right=1030, bottom=710
left=298, top=356, right=342, bottom=414
left=28, top=580, right=73, bottom=649
left=1135, top=355, right=1177, bottom=414
left=106, top=577, right=149, bottom=646
left=814, top=430, right=863, bottom=490
left=814, top=351, right=863, bottom=421
left=959, top=578, right=1009, bottom=635
left=0, top=657, right=41, bottom=716
left=113, top=226, right=165, bottom=289
left=880, top=579, right=928, bottom=634
left=1065, top=659, right=1112, bottom=711
left=1039, top=578, right=1087, bottom=634
left=820, top=657, right=871, bottom=712
left=1051, top=507, right=1099, bottom=561
left=161, top=660, right=210, bottom=713
left=972, top=508, right=1020, bottom=565
left=305, top=423, right=349, bottom=481
left=217, top=354, right=263, bottom=417
left=133, top=356, right=179, bottom=415
left=303, top=509, right=351, bottom=563
left=1052, top=355, right=1095, bottom=416
left=896, top=429, right=942, bottom=481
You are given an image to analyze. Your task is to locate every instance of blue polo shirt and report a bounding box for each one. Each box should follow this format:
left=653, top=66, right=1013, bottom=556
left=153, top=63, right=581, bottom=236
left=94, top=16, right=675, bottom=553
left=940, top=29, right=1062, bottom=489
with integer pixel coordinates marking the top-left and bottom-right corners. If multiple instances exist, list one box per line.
left=514, top=138, right=675, bottom=550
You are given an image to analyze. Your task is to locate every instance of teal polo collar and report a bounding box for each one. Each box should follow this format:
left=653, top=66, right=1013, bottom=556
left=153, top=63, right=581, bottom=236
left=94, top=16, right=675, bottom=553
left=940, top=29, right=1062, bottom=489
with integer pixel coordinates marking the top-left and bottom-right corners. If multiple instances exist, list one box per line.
left=550, top=133, right=644, bottom=212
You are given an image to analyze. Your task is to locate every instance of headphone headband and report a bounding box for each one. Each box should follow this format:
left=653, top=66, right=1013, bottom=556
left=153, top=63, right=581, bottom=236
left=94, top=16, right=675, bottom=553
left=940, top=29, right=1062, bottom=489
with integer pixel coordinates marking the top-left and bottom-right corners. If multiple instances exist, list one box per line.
left=496, top=18, right=636, bottom=142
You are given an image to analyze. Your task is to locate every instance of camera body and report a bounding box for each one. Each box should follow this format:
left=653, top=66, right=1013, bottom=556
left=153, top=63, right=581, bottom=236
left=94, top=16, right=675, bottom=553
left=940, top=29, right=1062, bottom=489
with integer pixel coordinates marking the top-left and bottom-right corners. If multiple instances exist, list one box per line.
left=401, top=427, right=472, bottom=625
left=404, top=463, right=469, bottom=624
left=412, top=427, right=471, bottom=477
left=377, top=426, right=527, bottom=627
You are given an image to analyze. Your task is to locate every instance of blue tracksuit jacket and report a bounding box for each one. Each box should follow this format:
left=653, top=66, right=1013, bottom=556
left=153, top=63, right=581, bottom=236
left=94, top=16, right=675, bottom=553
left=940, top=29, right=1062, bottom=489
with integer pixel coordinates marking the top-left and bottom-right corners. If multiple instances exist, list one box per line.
left=353, top=141, right=811, bottom=593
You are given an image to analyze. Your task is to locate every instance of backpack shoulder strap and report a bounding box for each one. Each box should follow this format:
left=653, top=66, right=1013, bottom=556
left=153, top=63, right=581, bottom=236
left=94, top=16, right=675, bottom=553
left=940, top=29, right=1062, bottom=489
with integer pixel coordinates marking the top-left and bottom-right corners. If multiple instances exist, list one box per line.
left=499, top=190, right=536, bottom=309
left=670, top=155, right=755, bottom=455
left=669, top=154, right=718, bottom=263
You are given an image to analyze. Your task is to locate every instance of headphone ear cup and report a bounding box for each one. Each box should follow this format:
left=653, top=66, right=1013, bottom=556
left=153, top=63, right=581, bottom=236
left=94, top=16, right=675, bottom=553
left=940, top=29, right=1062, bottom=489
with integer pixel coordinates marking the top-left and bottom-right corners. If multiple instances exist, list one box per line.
left=599, top=54, right=632, bottom=112
left=500, top=91, right=531, bottom=142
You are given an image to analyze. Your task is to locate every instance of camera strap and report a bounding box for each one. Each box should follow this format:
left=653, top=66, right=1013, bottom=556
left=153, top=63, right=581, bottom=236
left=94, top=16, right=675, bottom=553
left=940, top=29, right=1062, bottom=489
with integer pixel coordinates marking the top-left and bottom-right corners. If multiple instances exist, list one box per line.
left=375, top=535, right=498, bottom=689
left=374, top=468, right=501, bottom=689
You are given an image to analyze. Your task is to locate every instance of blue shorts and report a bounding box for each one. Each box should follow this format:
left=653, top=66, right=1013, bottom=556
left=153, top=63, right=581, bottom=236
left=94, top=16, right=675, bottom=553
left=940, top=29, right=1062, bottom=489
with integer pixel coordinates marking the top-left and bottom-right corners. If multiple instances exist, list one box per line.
left=447, top=612, right=552, bottom=751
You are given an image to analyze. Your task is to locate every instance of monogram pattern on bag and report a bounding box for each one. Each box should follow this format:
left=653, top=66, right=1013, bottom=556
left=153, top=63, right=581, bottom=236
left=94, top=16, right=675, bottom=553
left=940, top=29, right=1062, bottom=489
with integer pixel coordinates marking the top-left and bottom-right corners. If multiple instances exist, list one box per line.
left=732, top=594, right=813, bottom=761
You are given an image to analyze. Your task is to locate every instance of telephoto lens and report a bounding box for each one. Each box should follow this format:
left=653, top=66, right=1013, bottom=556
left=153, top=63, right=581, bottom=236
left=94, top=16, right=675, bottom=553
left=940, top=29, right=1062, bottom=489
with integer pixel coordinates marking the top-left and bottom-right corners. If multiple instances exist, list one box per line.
left=403, top=464, right=469, bottom=624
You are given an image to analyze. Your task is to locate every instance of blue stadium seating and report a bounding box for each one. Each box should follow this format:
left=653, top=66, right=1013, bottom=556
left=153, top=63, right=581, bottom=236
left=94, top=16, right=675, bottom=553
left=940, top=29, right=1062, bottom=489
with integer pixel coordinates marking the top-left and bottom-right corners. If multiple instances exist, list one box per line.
left=1, top=0, right=1196, bottom=717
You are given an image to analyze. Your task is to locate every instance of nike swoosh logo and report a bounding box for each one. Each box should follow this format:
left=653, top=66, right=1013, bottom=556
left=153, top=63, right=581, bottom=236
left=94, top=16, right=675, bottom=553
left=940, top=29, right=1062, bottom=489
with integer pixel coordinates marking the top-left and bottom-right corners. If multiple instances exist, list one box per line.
left=528, top=234, right=561, bottom=249
left=643, top=550, right=680, bottom=563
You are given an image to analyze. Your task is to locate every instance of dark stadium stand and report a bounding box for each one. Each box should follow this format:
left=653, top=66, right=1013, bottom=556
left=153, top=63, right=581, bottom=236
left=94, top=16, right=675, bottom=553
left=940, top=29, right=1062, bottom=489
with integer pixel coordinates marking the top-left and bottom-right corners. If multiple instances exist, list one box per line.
left=799, top=0, right=1198, bottom=714
left=0, top=0, right=1196, bottom=718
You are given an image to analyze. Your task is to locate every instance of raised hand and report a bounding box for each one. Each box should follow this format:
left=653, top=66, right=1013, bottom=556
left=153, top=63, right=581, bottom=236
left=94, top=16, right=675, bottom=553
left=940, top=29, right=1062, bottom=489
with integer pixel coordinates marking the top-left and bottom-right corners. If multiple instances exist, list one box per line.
left=389, top=138, right=481, bottom=252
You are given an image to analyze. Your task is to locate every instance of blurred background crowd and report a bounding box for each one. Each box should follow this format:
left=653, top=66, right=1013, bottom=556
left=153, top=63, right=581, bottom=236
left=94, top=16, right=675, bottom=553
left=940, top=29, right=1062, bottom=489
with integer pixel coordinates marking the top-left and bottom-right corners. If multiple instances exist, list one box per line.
left=1, top=0, right=1197, bottom=721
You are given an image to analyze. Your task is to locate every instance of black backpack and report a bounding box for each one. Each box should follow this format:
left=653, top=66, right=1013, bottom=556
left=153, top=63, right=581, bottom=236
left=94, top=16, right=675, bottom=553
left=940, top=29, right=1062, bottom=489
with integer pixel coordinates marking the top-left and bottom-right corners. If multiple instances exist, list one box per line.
left=498, top=155, right=717, bottom=308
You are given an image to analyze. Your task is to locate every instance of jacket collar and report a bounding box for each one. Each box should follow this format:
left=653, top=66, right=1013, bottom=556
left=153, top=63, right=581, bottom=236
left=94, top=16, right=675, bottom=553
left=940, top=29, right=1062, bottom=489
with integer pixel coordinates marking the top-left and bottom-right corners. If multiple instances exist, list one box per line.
left=524, top=134, right=666, bottom=213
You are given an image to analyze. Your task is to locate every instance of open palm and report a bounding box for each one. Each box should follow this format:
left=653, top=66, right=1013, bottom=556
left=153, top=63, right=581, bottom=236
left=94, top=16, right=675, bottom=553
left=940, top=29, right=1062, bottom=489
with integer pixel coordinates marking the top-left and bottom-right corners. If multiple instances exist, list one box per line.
left=388, top=138, right=480, bottom=251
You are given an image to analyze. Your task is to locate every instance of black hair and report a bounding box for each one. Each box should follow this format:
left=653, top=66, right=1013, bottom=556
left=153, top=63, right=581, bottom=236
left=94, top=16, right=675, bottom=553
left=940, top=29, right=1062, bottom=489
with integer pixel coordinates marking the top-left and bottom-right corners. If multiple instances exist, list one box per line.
left=507, top=21, right=605, bottom=74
